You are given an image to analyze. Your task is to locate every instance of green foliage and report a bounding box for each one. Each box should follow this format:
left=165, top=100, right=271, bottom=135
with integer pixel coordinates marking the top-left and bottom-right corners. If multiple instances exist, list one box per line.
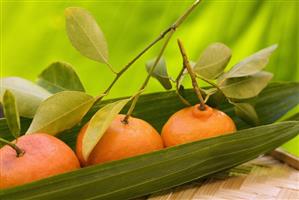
left=220, top=71, right=273, bottom=99
left=26, top=91, right=95, bottom=135
left=221, top=44, right=277, bottom=79
left=194, top=43, right=231, bottom=79
left=145, top=57, right=172, bottom=90
left=175, top=41, right=275, bottom=124
left=65, top=7, right=109, bottom=65
left=0, top=77, right=51, bottom=118
left=4, top=1, right=298, bottom=169
left=1, top=90, right=20, bottom=138
left=37, top=61, right=85, bottom=93
left=2, top=1, right=297, bottom=97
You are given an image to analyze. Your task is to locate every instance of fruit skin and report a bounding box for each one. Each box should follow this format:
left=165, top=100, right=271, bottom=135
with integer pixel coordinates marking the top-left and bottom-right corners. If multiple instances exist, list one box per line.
left=162, top=104, right=236, bottom=147
left=0, top=134, right=80, bottom=189
left=76, top=114, right=164, bottom=166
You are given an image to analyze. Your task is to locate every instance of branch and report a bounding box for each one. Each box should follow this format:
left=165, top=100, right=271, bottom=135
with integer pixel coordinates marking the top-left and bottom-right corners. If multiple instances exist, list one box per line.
left=100, top=0, right=202, bottom=99
left=177, top=39, right=205, bottom=110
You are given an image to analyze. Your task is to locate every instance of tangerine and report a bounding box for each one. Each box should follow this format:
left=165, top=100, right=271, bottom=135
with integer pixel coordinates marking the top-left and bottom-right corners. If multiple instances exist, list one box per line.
left=76, top=114, right=164, bottom=166
left=0, top=133, right=80, bottom=189
left=161, top=104, right=236, bottom=147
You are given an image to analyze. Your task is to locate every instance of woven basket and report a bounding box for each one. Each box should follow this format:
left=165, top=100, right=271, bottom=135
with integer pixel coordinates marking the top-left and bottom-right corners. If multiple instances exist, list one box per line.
left=145, top=149, right=299, bottom=200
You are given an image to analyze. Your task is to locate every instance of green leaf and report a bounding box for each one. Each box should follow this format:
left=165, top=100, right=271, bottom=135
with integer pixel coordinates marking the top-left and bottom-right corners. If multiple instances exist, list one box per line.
left=65, top=7, right=109, bottom=64
left=1, top=90, right=20, bottom=138
left=0, top=77, right=51, bottom=118
left=26, top=91, right=94, bottom=135
left=222, top=44, right=277, bottom=79
left=194, top=43, right=231, bottom=80
left=1, top=121, right=298, bottom=200
left=82, top=98, right=130, bottom=161
left=145, top=58, right=172, bottom=90
left=37, top=61, right=85, bottom=93
left=233, top=103, right=259, bottom=126
left=220, top=71, right=273, bottom=99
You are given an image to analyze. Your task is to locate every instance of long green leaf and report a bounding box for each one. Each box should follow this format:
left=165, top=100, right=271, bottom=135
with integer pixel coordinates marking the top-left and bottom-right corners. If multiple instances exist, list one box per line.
left=37, top=61, right=85, bottom=93
left=0, top=77, right=51, bottom=118
left=0, top=121, right=298, bottom=200
left=65, top=7, right=109, bottom=64
left=1, top=90, right=20, bottom=138
left=26, top=91, right=94, bottom=135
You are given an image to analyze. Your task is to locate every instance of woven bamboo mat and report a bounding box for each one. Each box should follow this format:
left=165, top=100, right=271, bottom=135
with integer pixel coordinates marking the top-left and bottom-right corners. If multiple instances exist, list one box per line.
left=146, top=151, right=299, bottom=200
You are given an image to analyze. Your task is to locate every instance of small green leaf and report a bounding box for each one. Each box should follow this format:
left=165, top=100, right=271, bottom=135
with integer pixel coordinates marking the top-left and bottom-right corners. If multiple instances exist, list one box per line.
left=233, top=103, right=259, bottom=126
left=194, top=43, right=231, bottom=80
left=82, top=98, right=130, bottom=161
left=26, top=91, right=95, bottom=135
left=222, top=44, right=277, bottom=79
left=37, top=61, right=85, bottom=93
left=220, top=71, right=273, bottom=99
left=2, top=90, right=20, bottom=138
left=145, top=58, right=172, bottom=90
left=0, top=77, right=51, bottom=118
left=65, top=7, right=109, bottom=64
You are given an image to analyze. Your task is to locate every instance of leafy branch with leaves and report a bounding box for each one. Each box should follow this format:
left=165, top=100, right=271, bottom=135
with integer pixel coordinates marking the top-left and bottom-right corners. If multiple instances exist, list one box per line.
left=0, top=0, right=299, bottom=198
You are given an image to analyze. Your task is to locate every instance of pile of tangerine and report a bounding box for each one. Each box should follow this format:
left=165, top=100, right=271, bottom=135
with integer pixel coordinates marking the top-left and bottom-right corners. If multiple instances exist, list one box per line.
left=0, top=103, right=236, bottom=189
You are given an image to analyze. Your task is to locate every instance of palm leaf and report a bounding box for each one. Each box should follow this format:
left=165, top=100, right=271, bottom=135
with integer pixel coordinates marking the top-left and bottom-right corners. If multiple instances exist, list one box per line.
left=0, top=82, right=298, bottom=200
left=1, top=82, right=299, bottom=149
left=0, top=121, right=298, bottom=200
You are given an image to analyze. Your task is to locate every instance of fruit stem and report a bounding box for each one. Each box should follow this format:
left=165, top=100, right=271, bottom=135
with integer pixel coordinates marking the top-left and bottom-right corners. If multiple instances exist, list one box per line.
left=95, top=0, right=202, bottom=105
left=0, top=138, right=25, bottom=157
left=177, top=39, right=205, bottom=110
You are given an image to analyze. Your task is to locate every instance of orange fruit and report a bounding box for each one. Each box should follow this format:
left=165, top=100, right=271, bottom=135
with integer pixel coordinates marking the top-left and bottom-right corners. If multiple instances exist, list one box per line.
left=162, top=104, right=236, bottom=147
left=76, top=114, right=164, bottom=166
left=0, top=133, right=80, bottom=189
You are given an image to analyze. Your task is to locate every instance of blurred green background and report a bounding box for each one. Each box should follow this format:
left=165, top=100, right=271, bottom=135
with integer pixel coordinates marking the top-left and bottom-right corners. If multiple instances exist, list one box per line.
left=1, top=0, right=298, bottom=155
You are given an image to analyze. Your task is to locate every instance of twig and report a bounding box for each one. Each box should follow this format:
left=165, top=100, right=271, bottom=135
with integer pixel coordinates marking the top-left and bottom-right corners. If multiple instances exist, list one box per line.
left=122, top=0, right=202, bottom=123
left=175, top=65, right=191, bottom=106
left=123, top=31, right=174, bottom=123
left=177, top=39, right=205, bottom=110
left=95, top=0, right=202, bottom=105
